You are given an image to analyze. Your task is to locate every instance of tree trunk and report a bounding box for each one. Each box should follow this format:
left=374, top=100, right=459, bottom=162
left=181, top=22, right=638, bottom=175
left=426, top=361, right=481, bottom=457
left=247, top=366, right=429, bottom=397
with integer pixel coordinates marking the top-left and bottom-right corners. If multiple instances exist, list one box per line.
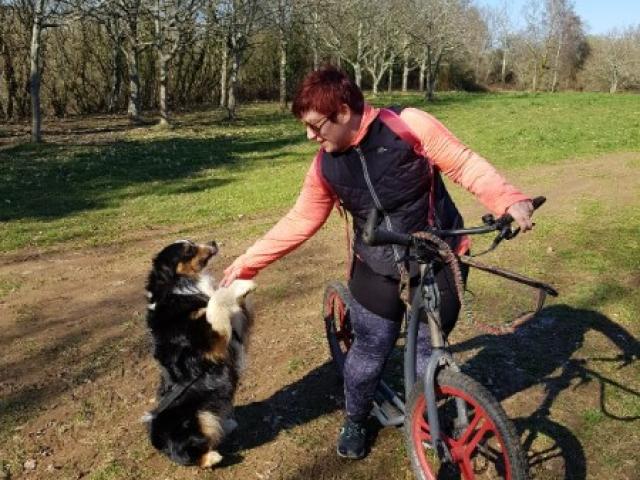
left=278, top=31, right=287, bottom=111
left=610, top=67, right=618, bottom=93
left=419, top=52, right=426, bottom=92
left=353, top=63, right=362, bottom=88
left=312, top=9, right=319, bottom=70
left=29, top=0, right=45, bottom=143
left=1, top=36, right=17, bottom=119
left=387, top=53, right=394, bottom=93
left=425, top=46, right=433, bottom=101
left=158, top=53, right=169, bottom=125
left=425, top=49, right=443, bottom=102
left=501, top=50, right=507, bottom=85
left=227, top=46, right=240, bottom=120
left=107, top=40, right=122, bottom=113
left=220, top=37, right=228, bottom=108
left=354, top=21, right=363, bottom=86
left=125, top=47, right=142, bottom=122
left=402, top=50, right=409, bottom=92
left=551, top=32, right=563, bottom=93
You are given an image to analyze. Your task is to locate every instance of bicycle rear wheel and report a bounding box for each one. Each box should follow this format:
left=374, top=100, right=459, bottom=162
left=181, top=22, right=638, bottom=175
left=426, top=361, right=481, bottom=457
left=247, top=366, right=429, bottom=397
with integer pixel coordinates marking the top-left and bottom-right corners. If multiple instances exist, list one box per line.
left=322, top=282, right=354, bottom=377
left=405, top=370, right=528, bottom=480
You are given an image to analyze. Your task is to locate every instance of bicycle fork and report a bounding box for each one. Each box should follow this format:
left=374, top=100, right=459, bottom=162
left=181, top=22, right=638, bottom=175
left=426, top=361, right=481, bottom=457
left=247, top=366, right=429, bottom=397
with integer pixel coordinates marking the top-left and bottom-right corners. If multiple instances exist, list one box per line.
left=407, top=264, right=470, bottom=464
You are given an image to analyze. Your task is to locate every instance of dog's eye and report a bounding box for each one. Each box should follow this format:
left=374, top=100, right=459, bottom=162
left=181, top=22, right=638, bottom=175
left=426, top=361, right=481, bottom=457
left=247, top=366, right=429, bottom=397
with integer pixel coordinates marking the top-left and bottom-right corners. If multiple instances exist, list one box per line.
left=183, top=244, right=197, bottom=257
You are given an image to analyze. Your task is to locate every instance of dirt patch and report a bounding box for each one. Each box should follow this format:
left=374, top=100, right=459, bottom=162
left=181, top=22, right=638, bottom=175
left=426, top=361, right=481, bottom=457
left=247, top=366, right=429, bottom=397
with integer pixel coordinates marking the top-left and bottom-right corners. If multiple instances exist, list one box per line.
left=1, top=153, right=638, bottom=479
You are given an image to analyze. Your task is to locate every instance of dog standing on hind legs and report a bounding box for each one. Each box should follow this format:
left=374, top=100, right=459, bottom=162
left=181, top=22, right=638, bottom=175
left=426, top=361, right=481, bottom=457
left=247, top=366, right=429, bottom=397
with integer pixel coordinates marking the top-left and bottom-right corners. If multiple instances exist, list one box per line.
left=143, top=239, right=256, bottom=468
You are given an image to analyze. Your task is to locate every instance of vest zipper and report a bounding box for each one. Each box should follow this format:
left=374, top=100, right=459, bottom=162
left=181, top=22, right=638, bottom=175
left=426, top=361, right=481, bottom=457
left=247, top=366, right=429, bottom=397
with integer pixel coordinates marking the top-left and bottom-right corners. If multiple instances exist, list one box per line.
left=354, top=146, right=403, bottom=273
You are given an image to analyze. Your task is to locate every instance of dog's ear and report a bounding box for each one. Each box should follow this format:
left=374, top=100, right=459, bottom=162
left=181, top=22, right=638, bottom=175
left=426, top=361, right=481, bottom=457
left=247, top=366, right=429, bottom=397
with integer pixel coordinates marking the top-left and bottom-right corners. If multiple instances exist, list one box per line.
left=146, top=258, right=177, bottom=302
left=230, top=280, right=256, bottom=301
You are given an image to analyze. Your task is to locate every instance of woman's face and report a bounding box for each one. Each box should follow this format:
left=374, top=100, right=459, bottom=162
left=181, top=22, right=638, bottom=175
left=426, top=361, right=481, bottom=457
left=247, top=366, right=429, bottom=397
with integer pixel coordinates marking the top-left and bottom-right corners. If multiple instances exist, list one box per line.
left=301, top=106, right=354, bottom=153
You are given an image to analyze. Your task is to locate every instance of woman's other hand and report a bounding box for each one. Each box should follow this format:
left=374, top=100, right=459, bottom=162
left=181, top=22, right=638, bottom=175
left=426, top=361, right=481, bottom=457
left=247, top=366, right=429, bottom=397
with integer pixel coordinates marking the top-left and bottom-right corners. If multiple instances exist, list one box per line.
left=506, top=200, right=535, bottom=232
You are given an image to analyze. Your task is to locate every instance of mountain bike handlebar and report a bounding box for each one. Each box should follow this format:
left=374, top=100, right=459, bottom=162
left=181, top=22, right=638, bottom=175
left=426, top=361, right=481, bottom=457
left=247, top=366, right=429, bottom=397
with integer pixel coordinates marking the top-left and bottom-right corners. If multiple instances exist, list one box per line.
left=363, top=196, right=546, bottom=248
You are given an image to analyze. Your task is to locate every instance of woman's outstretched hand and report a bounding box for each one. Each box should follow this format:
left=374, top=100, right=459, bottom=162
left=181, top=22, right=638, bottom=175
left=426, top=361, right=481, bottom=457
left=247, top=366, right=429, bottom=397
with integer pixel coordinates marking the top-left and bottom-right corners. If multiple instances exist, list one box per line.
left=219, top=262, right=242, bottom=288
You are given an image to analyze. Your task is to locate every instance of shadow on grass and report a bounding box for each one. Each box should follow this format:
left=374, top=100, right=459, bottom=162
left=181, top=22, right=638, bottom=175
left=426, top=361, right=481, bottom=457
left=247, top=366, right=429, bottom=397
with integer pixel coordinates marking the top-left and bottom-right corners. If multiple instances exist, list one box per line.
left=0, top=132, right=305, bottom=222
left=452, top=304, right=639, bottom=479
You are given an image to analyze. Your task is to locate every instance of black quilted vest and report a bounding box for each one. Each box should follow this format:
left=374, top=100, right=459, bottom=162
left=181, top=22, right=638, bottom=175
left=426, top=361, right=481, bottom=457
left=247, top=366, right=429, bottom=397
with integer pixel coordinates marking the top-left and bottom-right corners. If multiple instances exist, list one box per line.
left=321, top=110, right=463, bottom=278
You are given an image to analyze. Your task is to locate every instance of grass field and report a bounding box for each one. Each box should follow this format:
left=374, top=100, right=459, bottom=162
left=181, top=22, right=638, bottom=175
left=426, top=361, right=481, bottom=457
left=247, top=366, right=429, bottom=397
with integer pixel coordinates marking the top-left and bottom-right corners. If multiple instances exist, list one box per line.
left=1, top=92, right=639, bottom=479
left=1, top=92, right=639, bottom=253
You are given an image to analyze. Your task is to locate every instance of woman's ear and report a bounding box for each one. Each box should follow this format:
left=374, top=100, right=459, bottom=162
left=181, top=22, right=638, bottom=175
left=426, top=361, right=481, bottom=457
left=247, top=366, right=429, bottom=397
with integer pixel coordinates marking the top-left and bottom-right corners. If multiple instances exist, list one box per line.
left=335, top=103, right=352, bottom=125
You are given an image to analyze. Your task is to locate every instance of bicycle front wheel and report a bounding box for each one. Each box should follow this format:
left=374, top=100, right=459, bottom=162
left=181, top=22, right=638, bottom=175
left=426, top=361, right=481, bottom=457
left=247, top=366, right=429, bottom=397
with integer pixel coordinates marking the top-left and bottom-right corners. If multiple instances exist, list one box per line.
left=405, top=370, right=528, bottom=480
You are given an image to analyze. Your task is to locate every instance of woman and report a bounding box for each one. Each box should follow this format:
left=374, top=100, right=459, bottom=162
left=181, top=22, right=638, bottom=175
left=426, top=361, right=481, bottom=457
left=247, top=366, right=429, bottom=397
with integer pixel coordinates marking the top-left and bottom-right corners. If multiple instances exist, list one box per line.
left=220, top=66, right=533, bottom=459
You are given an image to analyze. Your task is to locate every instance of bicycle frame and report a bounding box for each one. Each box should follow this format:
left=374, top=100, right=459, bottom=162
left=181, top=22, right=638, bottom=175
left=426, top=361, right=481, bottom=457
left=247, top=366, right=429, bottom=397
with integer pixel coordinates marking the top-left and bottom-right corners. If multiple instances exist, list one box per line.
left=370, top=260, right=465, bottom=463
left=373, top=263, right=467, bottom=461
left=369, top=256, right=558, bottom=463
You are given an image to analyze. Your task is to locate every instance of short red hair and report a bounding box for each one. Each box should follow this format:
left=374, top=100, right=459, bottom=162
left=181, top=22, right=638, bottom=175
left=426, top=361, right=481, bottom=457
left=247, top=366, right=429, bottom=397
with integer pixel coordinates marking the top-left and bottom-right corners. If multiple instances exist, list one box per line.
left=291, top=65, right=364, bottom=120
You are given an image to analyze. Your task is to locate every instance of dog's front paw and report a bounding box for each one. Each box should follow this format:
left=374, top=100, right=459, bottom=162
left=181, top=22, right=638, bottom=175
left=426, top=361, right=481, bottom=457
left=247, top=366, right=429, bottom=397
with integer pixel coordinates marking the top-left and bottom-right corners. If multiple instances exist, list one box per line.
left=230, top=280, right=256, bottom=300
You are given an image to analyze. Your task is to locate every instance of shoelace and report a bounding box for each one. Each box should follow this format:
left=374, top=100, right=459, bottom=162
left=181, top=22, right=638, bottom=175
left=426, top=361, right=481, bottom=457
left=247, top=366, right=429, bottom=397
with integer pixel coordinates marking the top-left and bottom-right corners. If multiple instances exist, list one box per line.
left=342, top=421, right=366, bottom=439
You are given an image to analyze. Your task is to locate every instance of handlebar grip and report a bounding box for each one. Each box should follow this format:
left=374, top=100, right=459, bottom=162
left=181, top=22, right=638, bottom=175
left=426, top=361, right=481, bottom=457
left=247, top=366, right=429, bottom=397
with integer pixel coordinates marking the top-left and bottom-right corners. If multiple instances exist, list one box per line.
left=363, top=208, right=412, bottom=247
left=532, top=196, right=546, bottom=210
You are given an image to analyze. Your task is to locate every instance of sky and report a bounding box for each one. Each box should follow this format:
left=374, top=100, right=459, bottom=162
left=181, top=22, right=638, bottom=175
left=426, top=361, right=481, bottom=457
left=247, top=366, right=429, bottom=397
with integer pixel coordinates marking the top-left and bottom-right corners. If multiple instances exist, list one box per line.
left=477, top=0, right=640, bottom=35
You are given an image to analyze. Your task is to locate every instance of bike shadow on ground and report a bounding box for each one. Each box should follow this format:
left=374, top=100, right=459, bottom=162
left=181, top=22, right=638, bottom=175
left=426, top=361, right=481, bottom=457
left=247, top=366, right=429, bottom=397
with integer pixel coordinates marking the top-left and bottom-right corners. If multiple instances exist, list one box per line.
left=450, top=303, right=640, bottom=479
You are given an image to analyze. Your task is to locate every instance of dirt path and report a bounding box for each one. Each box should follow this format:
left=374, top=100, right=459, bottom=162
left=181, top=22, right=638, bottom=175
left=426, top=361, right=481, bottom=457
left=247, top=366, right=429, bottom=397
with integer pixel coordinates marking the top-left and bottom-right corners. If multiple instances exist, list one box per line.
left=1, top=152, right=638, bottom=479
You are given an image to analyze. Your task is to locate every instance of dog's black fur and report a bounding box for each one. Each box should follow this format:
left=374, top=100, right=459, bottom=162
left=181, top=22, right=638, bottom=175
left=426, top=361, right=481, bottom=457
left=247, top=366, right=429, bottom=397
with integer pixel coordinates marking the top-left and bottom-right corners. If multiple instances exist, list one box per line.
left=144, top=240, right=254, bottom=467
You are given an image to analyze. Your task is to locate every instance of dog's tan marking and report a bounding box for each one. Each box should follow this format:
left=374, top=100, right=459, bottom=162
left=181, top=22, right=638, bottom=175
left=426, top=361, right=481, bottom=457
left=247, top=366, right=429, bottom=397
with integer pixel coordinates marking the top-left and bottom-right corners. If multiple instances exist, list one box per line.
left=199, top=450, right=223, bottom=468
left=176, top=260, right=197, bottom=276
left=189, top=308, right=207, bottom=320
left=204, top=333, right=230, bottom=363
left=197, top=411, right=224, bottom=443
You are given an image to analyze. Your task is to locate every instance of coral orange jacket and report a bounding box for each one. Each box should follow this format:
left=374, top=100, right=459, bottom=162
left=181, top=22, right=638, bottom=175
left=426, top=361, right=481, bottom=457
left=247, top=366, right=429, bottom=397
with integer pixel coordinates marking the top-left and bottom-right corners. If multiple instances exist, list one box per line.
left=224, top=104, right=529, bottom=280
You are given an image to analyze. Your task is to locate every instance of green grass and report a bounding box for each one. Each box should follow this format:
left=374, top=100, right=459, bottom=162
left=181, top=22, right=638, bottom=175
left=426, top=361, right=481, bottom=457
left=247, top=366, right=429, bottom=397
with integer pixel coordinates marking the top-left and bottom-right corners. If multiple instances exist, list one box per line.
left=372, top=91, right=640, bottom=167
left=1, top=92, right=639, bottom=253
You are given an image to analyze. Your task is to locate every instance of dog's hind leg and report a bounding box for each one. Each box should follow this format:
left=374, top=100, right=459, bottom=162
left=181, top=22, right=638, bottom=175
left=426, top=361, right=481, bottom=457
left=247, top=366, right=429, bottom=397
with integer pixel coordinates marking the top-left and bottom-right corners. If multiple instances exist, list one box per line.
left=199, top=450, right=223, bottom=468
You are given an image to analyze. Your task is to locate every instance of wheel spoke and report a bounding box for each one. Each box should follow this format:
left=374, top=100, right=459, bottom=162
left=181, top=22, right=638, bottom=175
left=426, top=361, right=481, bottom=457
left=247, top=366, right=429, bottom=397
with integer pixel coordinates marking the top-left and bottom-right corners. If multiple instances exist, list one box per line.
left=417, top=412, right=432, bottom=442
left=466, top=418, right=491, bottom=456
left=460, top=455, right=477, bottom=480
left=456, top=408, right=482, bottom=446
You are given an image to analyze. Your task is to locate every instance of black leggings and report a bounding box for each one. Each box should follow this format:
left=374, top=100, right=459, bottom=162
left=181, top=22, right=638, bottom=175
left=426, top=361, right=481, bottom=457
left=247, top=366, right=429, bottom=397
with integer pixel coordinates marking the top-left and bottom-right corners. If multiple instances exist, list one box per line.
left=348, top=257, right=468, bottom=333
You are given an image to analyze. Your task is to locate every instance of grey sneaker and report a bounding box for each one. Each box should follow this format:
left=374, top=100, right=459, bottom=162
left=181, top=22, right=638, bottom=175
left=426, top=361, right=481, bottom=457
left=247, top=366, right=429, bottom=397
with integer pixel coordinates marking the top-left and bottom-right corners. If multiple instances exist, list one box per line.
left=336, top=418, right=367, bottom=459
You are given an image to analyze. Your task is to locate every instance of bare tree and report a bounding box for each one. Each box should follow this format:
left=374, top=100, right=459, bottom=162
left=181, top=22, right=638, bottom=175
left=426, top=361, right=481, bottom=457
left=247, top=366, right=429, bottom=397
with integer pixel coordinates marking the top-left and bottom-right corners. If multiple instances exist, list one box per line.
left=317, top=0, right=374, bottom=87
left=69, top=0, right=153, bottom=122
left=361, top=2, right=398, bottom=95
left=219, top=0, right=261, bottom=120
left=16, top=0, right=66, bottom=141
left=580, top=26, right=640, bottom=93
left=263, top=0, right=295, bottom=111
left=485, top=1, right=513, bottom=86
left=409, top=0, right=470, bottom=101
left=150, top=0, right=202, bottom=125
left=0, top=1, right=21, bottom=120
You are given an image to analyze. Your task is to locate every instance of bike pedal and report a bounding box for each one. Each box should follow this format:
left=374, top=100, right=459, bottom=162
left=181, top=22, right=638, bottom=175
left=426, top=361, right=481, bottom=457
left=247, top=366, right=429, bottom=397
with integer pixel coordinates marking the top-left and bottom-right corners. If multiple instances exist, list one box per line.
left=373, top=394, right=402, bottom=418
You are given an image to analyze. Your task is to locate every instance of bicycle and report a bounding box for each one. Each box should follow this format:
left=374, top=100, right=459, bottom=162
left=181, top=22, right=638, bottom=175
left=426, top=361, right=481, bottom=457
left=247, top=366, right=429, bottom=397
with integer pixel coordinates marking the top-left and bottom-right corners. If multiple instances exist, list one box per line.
left=323, top=197, right=558, bottom=479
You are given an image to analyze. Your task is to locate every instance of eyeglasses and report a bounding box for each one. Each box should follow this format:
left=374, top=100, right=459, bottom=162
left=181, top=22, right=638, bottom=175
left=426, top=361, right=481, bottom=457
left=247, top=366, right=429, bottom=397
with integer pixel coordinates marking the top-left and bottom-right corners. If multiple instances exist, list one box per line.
left=304, top=116, right=331, bottom=135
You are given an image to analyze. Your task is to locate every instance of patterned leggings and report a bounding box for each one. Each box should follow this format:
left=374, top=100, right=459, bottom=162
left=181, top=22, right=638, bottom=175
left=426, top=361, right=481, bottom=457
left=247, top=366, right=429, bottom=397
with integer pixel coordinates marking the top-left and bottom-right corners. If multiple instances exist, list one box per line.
left=343, top=265, right=465, bottom=422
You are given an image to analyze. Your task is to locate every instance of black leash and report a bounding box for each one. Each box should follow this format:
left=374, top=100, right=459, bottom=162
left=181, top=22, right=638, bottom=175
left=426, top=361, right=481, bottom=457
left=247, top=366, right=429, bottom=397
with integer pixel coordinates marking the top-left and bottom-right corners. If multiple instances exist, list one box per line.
left=153, top=371, right=204, bottom=416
